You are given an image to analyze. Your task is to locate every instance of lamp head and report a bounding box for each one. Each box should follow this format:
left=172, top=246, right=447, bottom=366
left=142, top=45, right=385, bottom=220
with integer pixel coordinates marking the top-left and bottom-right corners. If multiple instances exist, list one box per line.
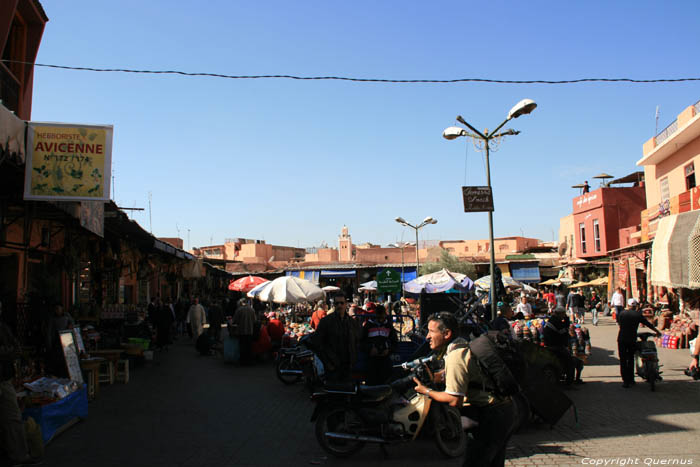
left=423, top=216, right=437, bottom=225
left=395, top=217, right=407, bottom=225
left=442, top=126, right=467, bottom=140
left=507, top=99, right=537, bottom=120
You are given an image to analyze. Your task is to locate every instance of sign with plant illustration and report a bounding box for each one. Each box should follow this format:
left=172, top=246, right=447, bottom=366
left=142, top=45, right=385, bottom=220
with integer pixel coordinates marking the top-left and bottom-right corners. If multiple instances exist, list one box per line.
left=24, top=122, right=113, bottom=201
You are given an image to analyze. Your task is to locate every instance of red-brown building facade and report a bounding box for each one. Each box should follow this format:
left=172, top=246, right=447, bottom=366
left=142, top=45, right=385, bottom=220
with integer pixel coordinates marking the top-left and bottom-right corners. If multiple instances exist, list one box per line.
left=573, top=186, right=646, bottom=258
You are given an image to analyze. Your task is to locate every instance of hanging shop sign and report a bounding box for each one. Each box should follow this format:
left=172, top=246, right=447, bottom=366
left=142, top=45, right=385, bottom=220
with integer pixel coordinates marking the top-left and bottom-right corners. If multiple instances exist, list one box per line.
left=462, top=186, right=494, bottom=212
left=377, top=268, right=402, bottom=293
left=24, top=122, right=113, bottom=202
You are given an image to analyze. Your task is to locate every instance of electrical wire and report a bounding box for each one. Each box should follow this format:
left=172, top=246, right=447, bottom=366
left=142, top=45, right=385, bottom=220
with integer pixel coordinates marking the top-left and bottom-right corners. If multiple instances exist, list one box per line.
left=5, top=60, right=700, bottom=85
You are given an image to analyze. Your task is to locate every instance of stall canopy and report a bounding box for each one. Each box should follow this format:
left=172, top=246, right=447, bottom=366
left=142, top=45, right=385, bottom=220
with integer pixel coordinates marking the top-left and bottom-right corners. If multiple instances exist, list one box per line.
left=509, top=262, right=541, bottom=283
left=320, top=269, right=356, bottom=277
left=404, top=268, right=474, bottom=294
left=691, top=215, right=700, bottom=289
left=651, top=210, right=700, bottom=289
left=254, top=276, right=324, bottom=304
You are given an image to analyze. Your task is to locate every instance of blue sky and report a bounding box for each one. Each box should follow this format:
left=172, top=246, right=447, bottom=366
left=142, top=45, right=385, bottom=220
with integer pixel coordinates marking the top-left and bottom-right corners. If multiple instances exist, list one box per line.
left=31, top=1, right=700, bottom=251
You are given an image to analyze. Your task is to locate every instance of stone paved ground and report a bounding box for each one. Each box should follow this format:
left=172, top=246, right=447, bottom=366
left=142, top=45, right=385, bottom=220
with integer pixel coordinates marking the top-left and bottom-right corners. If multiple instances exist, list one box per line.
left=45, top=315, right=700, bottom=466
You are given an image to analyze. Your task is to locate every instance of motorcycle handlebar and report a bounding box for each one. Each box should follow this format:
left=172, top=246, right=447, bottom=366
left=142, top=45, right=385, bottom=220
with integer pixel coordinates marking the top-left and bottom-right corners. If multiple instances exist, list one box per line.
left=394, top=354, right=435, bottom=370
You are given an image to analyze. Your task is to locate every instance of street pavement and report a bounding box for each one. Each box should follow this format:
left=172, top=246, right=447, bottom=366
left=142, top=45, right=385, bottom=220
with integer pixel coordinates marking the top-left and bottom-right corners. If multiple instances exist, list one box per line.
left=45, top=315, right=700, bottom=467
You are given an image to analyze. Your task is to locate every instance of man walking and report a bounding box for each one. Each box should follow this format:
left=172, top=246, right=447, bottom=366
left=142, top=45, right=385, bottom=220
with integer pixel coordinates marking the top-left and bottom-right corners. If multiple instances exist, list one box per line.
left=589, top=291, right=601, bottom=326
left=611, top=287, right=625, bottom=316
left=187, top=297, right=207, bottom=340
left=232, top=299, right=256, bottom=365
left=617, top=298, right=661, bottom=388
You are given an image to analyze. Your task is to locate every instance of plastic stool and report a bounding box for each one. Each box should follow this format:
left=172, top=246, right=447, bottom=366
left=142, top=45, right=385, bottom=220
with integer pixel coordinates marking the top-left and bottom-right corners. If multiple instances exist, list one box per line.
left=98, top=360, right=114, bottom=384
left=116, top=359, right=129, bottom=383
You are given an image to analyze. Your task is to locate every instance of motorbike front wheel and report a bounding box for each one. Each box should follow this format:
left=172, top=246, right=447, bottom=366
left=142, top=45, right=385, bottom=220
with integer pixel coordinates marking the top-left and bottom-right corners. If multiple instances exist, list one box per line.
left=276, top=357, right=302, bottom=385
left=644, top=360, right=657, bottom=392
left=434, top=405, right=467, bottom=458
left=315, top=407, right=366, bottom=458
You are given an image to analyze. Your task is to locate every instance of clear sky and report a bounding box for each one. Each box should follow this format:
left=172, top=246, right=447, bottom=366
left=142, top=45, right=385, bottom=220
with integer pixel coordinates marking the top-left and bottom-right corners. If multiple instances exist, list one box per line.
left=31, top=0, right=700, bottom=251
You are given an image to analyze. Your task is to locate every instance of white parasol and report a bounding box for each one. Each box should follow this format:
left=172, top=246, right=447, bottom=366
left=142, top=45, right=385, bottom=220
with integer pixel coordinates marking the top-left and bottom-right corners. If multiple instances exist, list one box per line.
left=254, top=276, right=325, bottom=304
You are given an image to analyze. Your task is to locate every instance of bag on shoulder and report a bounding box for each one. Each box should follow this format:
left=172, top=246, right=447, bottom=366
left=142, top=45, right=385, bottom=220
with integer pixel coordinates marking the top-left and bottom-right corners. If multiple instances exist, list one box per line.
left=468, top=331, right=521, bottom=397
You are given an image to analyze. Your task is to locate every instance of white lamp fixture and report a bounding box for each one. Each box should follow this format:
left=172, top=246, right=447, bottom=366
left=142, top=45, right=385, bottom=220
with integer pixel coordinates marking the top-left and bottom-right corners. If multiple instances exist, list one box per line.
left=507, top=99, right=537, bottom=120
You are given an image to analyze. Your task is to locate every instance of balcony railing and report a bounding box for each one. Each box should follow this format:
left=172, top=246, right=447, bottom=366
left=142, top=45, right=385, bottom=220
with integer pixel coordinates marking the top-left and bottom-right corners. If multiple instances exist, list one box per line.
left=0, top=63, right=20, bottom=114
left=655, top=119, right=678, bottom=146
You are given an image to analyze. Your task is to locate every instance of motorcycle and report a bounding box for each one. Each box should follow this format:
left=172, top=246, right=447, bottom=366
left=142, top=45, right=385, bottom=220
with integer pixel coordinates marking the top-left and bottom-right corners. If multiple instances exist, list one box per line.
left=275, top=334, right=322, bottom=392
left=310, top=355, right=466, bottom=459
left=635, top=332, right=662, bottom=391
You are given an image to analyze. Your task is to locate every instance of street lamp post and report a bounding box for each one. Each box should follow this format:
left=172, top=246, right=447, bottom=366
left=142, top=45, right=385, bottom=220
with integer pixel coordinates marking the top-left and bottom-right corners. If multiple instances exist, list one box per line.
left=394, top=216, right=437, bottom=279
left=390, top=241, right=416, bottom=299
left=442, top=99, right=537, bottom=322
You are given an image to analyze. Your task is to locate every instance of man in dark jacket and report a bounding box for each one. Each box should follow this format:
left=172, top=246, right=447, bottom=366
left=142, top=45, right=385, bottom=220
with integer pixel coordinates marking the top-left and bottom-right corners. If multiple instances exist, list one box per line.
left=361, top=304, right=398, bottom=385
left=617, top=298, right=661, bottom=388
left=315, top=293, right=358, bottom=382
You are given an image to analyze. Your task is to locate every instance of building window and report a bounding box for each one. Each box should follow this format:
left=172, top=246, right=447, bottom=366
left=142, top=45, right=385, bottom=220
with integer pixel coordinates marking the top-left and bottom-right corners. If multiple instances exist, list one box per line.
left=593, top=219, right=601, bottom=252
left=579, top=223, right=587, bottom=254
left=685, top=163, right=696, bottom=191
left=464, top=246, right=469, bottom=252
left=499, top=244, right=508, bottom=251
left=660, top=177, right=670, bottom=201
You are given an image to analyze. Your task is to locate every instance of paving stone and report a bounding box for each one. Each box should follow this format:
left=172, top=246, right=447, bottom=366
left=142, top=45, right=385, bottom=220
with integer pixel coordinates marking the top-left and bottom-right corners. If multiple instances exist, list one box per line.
left=42, top=316, right=700, bottom=466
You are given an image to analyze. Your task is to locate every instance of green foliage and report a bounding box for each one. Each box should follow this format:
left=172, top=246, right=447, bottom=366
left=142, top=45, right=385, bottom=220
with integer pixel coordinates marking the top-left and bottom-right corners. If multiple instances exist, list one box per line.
left=419, top=250, right=476, bottom=278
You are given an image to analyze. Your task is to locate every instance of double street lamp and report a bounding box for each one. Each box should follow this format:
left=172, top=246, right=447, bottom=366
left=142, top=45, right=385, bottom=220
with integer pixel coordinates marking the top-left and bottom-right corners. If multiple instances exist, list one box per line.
left=442, top=99, right=537, bottom=321
left=394, top=216, right=437, bottom=278
left=389, top=241, right=416, bottom=299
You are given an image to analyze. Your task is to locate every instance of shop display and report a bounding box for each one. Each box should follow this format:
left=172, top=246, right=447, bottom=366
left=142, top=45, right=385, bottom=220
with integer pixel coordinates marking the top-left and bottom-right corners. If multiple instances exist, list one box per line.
left=23, top=377, right=81, bottom=401
left=655, top=312, right=697, bottom=349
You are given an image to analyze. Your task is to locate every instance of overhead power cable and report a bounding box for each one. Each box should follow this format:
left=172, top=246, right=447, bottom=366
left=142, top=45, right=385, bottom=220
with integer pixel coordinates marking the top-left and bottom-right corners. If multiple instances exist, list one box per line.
left=4, top=60, right=700, bottom=85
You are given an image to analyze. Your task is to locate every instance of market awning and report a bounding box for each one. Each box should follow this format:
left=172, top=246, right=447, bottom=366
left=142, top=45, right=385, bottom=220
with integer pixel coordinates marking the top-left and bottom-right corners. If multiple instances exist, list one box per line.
left=509, top=262, right=541, bottom=283
left=285, top=270, right=320, bottom=284
left=320, top=269, right=356, bottom=278
left=689, top=214, right=700, bottom=288
left=651, top=210, right=700, bottom=289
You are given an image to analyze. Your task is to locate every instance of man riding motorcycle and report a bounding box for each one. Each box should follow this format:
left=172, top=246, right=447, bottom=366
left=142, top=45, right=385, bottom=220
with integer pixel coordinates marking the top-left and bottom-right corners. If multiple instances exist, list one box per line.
left=412, top=312, right=519, bottom=467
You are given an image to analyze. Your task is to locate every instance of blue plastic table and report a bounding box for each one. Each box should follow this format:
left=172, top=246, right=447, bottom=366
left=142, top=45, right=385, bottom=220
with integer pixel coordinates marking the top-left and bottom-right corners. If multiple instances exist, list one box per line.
left=23, top=386, right=88, bottom=444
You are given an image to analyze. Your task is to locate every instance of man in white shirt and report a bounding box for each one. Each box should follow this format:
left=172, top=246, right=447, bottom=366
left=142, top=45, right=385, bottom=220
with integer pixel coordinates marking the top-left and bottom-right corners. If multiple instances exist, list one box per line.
left=516, top=296, right=533, bottom=319
left=611, top=287, right=625, bottom=315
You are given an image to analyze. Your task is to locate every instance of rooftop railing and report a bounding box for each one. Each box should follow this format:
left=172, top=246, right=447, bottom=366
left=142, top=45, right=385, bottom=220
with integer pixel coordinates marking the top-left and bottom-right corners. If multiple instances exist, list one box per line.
left=655, top=119, right=678, bottom=146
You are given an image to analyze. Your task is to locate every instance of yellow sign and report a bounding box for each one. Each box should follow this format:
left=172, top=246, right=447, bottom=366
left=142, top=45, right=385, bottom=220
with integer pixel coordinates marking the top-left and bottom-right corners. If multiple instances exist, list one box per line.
left=24, top=122, right=113, bottom=201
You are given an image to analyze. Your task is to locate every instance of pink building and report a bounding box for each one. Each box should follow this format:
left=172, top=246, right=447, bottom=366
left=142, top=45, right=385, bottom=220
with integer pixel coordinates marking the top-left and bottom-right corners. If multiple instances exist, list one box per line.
left=572, top=186, right=646, bottom=258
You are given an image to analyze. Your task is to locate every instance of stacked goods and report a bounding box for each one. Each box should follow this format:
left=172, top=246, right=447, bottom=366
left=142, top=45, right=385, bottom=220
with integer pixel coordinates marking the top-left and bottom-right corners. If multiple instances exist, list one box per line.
left=658, top=312, right=696, bottom=349
left=511, top=318, right=547, bottom=346
left=285, top=322, right=314, bottom=340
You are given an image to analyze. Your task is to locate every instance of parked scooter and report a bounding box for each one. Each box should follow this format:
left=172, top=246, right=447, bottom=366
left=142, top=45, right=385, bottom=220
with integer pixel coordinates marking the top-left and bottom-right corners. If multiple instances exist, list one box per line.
left=635, top=332, right=662, bottom=391
left=275, top=334, right=322, bottom=392
left=310, top=355, right=466, bottom=459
